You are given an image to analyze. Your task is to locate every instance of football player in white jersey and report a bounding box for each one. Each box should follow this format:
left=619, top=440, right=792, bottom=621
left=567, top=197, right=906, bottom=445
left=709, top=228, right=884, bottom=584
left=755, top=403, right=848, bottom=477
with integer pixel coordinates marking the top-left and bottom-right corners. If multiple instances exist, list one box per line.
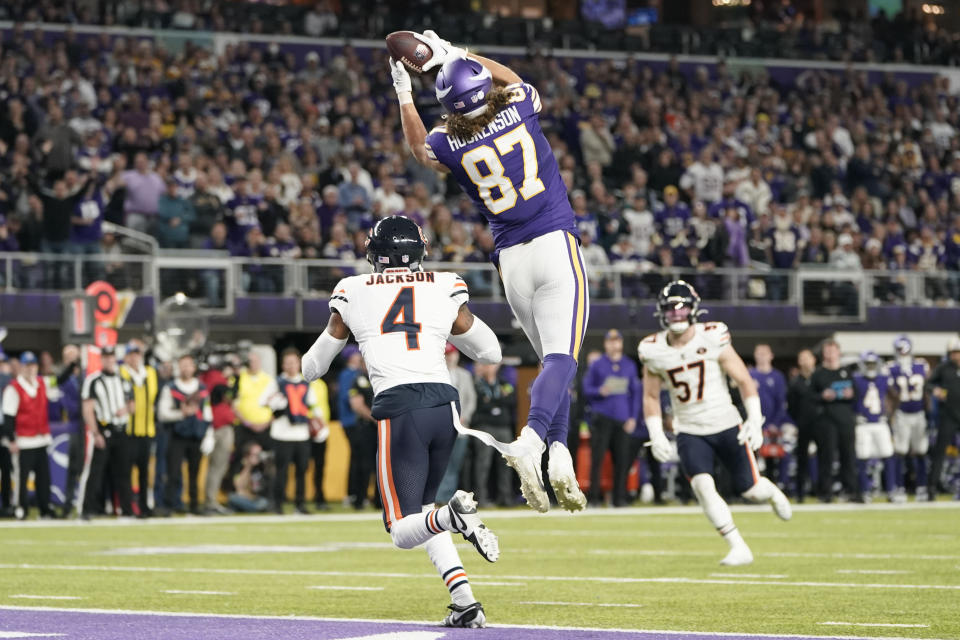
left=638, top=281, right=792, bottom=566
left=301, top=216, right=502, bottom=628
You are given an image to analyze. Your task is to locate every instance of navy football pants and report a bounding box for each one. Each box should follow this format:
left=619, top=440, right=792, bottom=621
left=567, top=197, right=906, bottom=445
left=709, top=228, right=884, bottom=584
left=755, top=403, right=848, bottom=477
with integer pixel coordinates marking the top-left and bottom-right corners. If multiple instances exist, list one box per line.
left=377, top=404, right=457, bottom=532
left=676, top=426, right=761, bottom=495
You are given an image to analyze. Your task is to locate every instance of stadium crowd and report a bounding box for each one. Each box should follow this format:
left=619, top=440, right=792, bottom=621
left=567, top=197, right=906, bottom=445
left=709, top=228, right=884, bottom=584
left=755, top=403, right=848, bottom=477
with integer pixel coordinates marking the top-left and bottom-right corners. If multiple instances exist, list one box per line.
left=4, top=0, right=960, bottom=65
left=1, top=20, right=960, bottom=304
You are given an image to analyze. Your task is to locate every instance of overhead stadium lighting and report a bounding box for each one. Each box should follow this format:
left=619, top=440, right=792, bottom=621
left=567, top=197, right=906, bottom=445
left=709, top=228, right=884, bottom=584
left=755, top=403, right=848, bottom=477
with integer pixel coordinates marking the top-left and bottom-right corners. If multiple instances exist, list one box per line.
left=922, top=3, right=946, bottom=15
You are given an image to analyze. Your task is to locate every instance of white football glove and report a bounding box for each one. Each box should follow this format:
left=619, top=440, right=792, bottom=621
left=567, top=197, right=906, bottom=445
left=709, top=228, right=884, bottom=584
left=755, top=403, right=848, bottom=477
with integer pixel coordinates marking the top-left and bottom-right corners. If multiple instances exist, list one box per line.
left=414, top=29, right=466, bottom=72
left=649, top=432, right=673, bottom=463
left=389, top=58, right=412, bottom=95
left=737, top=417, right=764, bottom=451
left=200, top=428, right=215, bottom=456
left=738, top=395, right=764, bottom=451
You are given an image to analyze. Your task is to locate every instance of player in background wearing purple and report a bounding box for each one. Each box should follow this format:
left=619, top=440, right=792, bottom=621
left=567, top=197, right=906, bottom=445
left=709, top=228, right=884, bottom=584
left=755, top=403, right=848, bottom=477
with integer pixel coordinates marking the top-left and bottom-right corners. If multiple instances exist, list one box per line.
left=852, top=352, right=898, bottom=502
left=887, top=335, right=930, bottom=501
left=748, top=344, right=789, bottom=488
left=390, top=31, right=587, bottom=513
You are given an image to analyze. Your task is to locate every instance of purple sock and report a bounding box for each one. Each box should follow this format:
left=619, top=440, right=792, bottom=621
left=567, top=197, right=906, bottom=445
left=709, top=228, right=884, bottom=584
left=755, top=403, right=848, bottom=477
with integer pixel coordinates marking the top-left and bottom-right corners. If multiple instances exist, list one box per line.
left=882, top=458, right=897, bottom=493
left=915, top=456, right=928, bottom=487
left=546, top=388, right=571, bottom=446
left=526, top=353, right=578, bottom=440
left=893, top=455, right=904, bottom=489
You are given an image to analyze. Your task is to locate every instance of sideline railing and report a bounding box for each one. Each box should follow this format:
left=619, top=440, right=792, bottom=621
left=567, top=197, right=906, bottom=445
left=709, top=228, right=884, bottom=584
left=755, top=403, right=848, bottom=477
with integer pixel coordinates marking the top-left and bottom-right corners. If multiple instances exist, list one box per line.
left=1, top=252, right=957, bottom=321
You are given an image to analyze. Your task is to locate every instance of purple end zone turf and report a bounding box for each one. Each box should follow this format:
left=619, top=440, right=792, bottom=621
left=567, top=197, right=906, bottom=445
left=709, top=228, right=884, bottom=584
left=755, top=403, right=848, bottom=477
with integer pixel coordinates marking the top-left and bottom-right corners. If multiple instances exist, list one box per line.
left=0, top=608, right=891, bottom=640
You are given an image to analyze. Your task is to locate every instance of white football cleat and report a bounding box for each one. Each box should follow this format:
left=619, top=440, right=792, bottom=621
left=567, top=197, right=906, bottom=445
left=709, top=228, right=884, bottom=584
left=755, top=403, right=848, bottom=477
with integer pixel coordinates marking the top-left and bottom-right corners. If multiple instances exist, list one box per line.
left=770, top=486, right=793, bottom=521
left=547, top=441, right=586, bottom=512
left=503, top=426, right=549, bottom=513
left=447, top=490, right=499, bottom=563
left=720, top=544, right=754, bottom=566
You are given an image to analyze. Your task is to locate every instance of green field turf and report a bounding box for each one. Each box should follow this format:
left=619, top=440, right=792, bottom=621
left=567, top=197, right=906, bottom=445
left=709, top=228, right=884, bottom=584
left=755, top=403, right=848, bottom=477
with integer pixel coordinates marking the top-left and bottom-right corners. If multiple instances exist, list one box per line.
left=1, top=503, right=958, bottom=638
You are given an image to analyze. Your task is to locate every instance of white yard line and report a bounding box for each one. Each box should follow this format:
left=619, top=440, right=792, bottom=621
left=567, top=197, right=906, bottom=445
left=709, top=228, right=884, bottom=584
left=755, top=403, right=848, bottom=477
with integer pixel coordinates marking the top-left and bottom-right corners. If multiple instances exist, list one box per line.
left=162, top=590, right=235, bottom=596
left=836, top=570, right=912, bottom=575
left=818, top=622, right=930, bottom=629
left=2, top=563, right=958, bottom=591
left=0, top=501, right=956, bottom=529
left=7, top=596, right=84, bottom=601
left=519, top=600, right=643, bottom=608
left=468, top=581, right=527, bottom=586
left=1, top=604, right=946, bottom=640
left=710, top=573, right=789, bottom=579
left=306, top=586, right=384, bottom=591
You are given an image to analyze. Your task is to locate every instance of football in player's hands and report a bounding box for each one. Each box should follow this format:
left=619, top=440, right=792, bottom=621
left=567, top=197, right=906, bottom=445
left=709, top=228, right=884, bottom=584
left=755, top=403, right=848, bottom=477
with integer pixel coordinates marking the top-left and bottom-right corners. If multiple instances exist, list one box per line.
left=386, top=31, right=433, bottom=74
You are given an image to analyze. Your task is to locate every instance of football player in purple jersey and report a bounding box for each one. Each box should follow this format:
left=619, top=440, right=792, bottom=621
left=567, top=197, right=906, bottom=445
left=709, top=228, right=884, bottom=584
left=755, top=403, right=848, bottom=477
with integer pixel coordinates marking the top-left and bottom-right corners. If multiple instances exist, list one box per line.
left=852, top=351, right=898, bottom=502
left=887, top=335, right=931, bottom=500
left=389, top=31, right=587, bottom=512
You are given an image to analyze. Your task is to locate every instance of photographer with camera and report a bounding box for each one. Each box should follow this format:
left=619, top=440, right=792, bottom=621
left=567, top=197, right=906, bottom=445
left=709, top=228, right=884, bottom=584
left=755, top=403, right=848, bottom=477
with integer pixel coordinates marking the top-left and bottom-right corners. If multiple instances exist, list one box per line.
left=156, top=354, right=213, bottom=516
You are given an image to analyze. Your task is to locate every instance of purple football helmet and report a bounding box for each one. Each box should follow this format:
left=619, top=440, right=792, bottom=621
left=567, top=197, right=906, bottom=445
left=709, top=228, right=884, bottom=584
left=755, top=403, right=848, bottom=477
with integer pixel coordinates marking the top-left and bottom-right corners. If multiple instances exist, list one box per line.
left=893, top=334, right=912, bottom=356
left=435, top=57, right=492, bottom=118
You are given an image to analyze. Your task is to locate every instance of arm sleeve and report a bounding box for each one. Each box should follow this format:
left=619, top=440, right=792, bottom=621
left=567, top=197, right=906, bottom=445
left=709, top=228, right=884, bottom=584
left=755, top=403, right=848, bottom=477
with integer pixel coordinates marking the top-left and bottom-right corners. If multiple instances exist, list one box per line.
left=302, top=331, right=348, bottom=382
left=1, top=385, right=19, bottom=417
left=448, top=314, right=501, bottom=364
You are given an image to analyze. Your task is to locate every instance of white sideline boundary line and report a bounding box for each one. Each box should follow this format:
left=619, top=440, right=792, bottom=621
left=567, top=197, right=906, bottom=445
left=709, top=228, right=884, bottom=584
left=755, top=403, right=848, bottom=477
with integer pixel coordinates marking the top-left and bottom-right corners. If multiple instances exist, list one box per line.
left=0, top=604, right=947, bottom=640
left=7, top=596, right=84, bottom=601
left=0, top=501, right=956, bottom=529
left=818, top=623, right=930, bottom=629
left=2, top=563, right=959, bottom=591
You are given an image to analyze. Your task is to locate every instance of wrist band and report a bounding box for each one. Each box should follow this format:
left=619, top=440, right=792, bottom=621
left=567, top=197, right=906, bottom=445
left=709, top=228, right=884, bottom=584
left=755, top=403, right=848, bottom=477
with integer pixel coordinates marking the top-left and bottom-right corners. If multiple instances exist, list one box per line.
left=397, top=91, right=413, bottom=105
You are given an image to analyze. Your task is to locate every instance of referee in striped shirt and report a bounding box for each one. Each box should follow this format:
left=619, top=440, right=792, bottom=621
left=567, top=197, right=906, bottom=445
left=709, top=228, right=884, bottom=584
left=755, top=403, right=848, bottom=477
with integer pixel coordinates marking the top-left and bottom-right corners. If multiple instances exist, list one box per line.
left=81, top=346, right=134, bottom=518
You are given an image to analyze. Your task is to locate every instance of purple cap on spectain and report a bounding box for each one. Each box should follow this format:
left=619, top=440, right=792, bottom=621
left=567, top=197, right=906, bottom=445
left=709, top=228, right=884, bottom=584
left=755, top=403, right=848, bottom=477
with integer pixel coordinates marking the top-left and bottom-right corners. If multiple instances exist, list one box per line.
left=435, top=57, right=492, bottom=118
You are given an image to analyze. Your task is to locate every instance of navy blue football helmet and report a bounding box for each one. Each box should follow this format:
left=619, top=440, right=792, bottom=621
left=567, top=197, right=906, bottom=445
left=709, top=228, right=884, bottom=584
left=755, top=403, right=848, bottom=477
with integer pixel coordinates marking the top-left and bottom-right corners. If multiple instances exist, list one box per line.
left=365, top=216, right=427, bottom=272
left=655, top=280, right=704, bottom=332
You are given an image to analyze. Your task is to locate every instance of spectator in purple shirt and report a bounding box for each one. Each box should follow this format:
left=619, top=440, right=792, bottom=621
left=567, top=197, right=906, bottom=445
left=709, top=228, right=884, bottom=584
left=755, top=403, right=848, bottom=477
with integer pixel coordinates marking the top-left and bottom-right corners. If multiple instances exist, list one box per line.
left=749, top=344, right=789, bottom=487
left=120, top=152, right=165, bottom=234
left=582, top=329, right=641, bottom=507
left=655, top=186, right=691, bottom=241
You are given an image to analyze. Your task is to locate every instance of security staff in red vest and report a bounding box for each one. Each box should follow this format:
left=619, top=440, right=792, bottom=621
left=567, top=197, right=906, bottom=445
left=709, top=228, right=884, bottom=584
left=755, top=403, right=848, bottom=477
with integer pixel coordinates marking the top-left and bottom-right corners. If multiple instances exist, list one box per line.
left=1, top=352, right=54, bottom=520
left=261, top=349, right=319, bottom=514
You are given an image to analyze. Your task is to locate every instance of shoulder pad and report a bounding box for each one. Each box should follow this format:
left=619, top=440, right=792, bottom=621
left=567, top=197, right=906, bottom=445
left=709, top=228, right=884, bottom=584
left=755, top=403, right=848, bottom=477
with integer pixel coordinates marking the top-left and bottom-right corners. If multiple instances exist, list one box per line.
left=701, top=321, right=731, bottom=347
